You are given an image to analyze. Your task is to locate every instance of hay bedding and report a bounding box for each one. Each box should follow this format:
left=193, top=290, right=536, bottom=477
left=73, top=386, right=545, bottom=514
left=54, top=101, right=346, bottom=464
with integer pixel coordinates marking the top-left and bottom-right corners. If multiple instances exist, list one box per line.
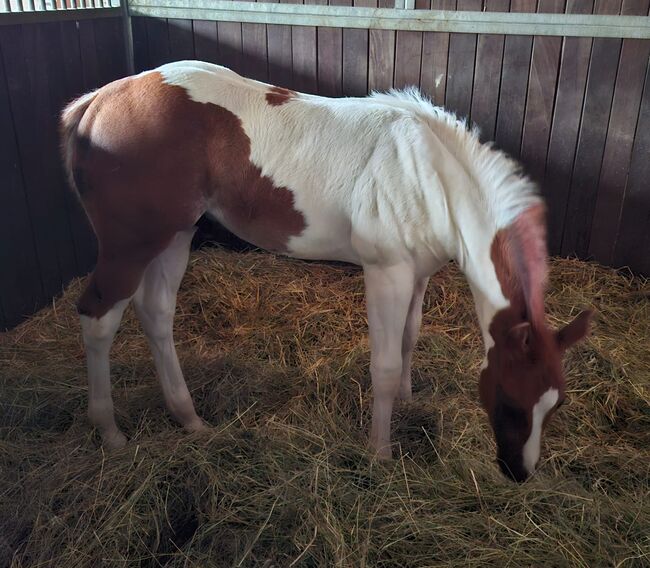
left=0, top=247, right=648, bottom=567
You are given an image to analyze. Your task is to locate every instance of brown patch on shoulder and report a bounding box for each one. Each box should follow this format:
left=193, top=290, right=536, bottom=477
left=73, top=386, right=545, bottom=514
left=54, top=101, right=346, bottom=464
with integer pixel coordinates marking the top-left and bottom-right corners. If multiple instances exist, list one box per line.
left=265, top=86, right=296, bottom=106
left=71, top=71, right=306, bottom=318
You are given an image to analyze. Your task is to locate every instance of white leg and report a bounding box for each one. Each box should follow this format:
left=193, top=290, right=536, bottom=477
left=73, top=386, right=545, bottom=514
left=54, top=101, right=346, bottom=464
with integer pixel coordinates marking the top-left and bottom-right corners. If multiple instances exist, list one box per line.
left=399, top=277, right=429, bottom=402
left=364, top=263, right=415, bottom=460
left=133, top=229, right=204, bottom=432
left=81, top=298, right=130, bottom=449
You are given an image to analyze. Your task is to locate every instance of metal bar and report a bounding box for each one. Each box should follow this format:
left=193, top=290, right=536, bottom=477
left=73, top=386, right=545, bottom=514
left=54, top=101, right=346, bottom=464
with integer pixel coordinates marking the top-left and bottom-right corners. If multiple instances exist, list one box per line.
left=27, top=0, right=35, bottom=10
left=128, top=0, right=650, bottom=39
left=0, top=5, right=119, bottom=21
left=2, top=0, right=10, bottom=13
left=121, top=0, right=134, bottom=74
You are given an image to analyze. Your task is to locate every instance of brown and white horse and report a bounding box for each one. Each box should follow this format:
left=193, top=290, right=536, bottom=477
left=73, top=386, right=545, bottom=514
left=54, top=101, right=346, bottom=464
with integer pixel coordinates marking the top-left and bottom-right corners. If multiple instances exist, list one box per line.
left=61, top=61, right=591, bottom=482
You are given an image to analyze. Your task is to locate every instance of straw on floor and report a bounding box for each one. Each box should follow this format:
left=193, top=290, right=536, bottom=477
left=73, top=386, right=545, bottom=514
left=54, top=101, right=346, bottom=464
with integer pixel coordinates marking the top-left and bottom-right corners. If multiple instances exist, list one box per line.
left=1, top=246, right=648, bottom=567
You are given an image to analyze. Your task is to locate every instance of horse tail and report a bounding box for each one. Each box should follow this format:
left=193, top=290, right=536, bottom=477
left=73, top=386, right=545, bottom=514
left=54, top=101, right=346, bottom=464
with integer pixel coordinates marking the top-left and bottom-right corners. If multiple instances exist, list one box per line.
left=60, top=90, right=99, bottom=198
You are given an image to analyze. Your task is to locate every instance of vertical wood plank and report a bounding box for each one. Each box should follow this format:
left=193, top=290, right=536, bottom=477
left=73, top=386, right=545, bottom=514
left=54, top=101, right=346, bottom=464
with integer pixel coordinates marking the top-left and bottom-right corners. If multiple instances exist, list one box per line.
left=543, top=0, right=594, bottom=254
left=292, top=0, right=318, bottom=92
left=494, top=0, right=536, bottom=158
left=267, top=0, right=292, bottom=87
left=41, top=21, right=83, bottom=286
left=561, top=0, right=622, bottom=258
left=168, top=18, right=195, bottom=61
left=131, top=17, right=151, bottom=73
left=94, top=17, right=127, bottom=84
left=318, top=0, right=346, bottom=96
left=368, top=0, right=395, bottom=92
left=145, top=17, right=171, bottom=68
left=445, top=0, right=481, bottom=119
left=0, top=27, right=43, bottom=328
left=342, top=0, right=370, bottom=96
left=2, top=25, right=65, bottom=300
left=59, top=20, right=97, bottom=274
left=589, top=0, right=650, bottom=265
left=421, top=0, right=456, bottom=105
left=612, top=60, right=650, bottom=272
left=242, top=0, right=268, bottom=83
left=79, top=19, right=101, bottom=90
left=519, top=0, right=565, bottom=182
left=193, top=20, right=219, bottom=64
left=470, top=0, right=509, bottom=141
left=393, top=0, right=429, bottom=90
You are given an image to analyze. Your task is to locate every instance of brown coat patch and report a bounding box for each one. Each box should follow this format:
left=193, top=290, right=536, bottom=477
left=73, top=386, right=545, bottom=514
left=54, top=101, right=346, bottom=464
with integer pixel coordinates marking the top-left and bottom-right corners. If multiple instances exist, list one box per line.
left=69, top=72, right=305, bottom=318
left=265, top=86, right=296, bottom=106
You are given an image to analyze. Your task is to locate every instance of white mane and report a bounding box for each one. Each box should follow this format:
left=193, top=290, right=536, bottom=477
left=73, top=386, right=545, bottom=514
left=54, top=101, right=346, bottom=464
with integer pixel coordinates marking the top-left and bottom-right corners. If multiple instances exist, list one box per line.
left=369, top=88, right=542, bottom=229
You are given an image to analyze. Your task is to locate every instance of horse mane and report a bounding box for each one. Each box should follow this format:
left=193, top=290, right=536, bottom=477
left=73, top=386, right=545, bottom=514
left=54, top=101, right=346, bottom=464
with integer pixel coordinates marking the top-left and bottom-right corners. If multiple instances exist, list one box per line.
left=370, top=88, right=548, bottom=327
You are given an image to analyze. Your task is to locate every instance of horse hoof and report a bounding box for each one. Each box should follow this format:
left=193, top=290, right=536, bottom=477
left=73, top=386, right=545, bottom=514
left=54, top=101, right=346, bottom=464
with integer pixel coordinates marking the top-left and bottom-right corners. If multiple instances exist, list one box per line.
left=104, top=430, right=127, bottom=450
left=184, top=418, right=208, bottom=433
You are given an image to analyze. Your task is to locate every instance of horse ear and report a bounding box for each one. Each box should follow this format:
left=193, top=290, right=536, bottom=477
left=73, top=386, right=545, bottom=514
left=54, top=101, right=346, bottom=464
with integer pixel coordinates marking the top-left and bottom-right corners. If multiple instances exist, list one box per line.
left=556, top=310, right=593, bottom=351
left=508, top=321, right=531, bottom=351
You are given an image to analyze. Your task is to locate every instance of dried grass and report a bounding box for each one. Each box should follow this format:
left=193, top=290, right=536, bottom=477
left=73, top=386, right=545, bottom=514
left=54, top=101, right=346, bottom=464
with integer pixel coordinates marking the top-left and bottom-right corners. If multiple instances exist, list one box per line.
left=0, top=247, right=648, bottom=567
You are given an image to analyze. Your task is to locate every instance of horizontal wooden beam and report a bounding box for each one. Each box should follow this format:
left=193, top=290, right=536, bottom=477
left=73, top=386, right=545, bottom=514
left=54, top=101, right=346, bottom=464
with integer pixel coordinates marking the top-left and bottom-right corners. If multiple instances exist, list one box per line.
left=128, top=0, right=650, bottom=39
left=0, top=7, right=120, bottom=25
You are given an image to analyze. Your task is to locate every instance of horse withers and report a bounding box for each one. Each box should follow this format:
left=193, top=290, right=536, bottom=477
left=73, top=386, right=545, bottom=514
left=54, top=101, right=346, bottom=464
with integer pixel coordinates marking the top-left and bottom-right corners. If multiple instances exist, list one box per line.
left=60, top=61, right=591, bottom=481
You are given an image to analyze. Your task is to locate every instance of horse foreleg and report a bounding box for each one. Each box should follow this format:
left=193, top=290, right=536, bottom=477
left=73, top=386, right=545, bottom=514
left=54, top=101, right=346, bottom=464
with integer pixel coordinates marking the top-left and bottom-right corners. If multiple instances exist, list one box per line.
left=364, top=263, right=415, bottom=460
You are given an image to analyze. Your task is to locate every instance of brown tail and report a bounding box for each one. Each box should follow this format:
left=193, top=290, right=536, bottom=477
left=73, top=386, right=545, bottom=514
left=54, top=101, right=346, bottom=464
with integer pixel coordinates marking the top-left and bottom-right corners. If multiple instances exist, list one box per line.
left=60, top=90, right=98, bottom=196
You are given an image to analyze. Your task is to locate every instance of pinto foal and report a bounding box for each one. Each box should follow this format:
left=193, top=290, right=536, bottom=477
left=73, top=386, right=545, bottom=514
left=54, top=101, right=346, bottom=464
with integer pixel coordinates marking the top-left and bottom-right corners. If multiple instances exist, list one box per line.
left=61, top=61, right=591, bottom=481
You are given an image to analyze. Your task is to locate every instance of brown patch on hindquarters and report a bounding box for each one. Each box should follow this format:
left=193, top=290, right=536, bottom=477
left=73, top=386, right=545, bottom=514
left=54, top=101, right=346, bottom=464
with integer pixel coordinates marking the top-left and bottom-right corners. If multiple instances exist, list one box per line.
left=68, top=71, right=306, bottom=319
left=265, top=86, right=296, bottom=106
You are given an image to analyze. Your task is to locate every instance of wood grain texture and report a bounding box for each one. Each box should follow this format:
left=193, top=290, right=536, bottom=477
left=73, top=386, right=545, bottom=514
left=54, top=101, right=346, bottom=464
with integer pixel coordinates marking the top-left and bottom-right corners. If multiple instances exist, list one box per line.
left=494, top=0, right=536, bottom=159
left=342, top=0, right=370, bottom=96
left=612, top=51, right=650, bottom=270
left=0, top=27, right=43, bottom=328
left=393, top=0, right=429, bottom=90
left=292, top=0, right=318, bottom=93
left=145, top=17, right=171, bottom=68
left=543, top=0, right=594, bottom=254
left=445, top=0, right=481, bottom=119
left=193, top=19, right=219, bottom=64
left=421, top=0, right=457, bottom=106
left=561, top=0, right=622, bottom=258
left=588, top=0, right=650, bottom=265
left=242, top=21, right=268, bottom=81
left=168, top=18, right=195, bottom=61
left=470, top=0, right=509, bottom=141
left=368, top=0, right=395, bottom=92
left=131, top=17, right=151, bottom=72
left=519, top=0, right=565, bottom=182
left=267, top=0, right=292, bottom=87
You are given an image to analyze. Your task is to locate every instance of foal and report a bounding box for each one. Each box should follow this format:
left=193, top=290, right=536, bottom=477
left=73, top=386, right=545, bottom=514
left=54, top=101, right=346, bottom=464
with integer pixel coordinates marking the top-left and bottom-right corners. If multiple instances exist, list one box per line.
left=61, top=61, right=591, bottom=481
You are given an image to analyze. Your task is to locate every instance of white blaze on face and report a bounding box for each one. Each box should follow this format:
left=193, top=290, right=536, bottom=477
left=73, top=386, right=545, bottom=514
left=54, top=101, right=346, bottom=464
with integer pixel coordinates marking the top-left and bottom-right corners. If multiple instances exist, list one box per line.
left=522, top=387, right=559, bottom=475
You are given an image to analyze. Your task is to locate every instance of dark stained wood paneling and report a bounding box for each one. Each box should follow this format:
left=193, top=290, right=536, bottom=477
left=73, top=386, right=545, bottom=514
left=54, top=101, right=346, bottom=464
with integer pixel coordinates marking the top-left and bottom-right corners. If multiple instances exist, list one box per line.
left=267, top=0, right=292, bottom=88
left=368, top=0, right=395, bottom=92
left=394, top=0, right=429, bottom=90
left=470, top=0, right=509, bottom=141
left=193, top=20, right=219, bottom=64
left=342, top=0, right=370, bottom=96
left=0, top=27, right=44, bottom=329
left=242, top=0, right=269, bottom=84
left=146, top=17, right=171, bottom=68
left=589, top=0, right=650, bottom=265
left=561, top=0, right=622, bottom=258
left=519, top=0, right=565, bottom=182
left=445, top=0, right=481, bottom=118
left=494, top=0, right=536, bottom=158
left=59, top=20, right=97, bottom=274
left=543, top=0, right=594, bottom=254
left=292, top=0, right=318, bottom=93
left=421, top=0, right=457, bottom=105
left=132, top=17, right=151, bottom=72
left=612, top=59, right=650, bottom=271
left=168, top=18, right=195, bottom=61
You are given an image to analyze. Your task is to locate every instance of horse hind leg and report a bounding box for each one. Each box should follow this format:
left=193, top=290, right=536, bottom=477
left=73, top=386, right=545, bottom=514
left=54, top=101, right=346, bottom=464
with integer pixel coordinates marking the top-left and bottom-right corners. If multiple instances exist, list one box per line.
left=79, top=241, right=170, bottom=449
left=133, top=228, right=205, bottom=432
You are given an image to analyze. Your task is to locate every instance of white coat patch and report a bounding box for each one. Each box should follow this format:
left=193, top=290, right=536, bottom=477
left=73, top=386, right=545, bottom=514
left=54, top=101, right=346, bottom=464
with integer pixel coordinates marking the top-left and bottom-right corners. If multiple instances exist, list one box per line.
left=522, top=388, right=559, bottom=474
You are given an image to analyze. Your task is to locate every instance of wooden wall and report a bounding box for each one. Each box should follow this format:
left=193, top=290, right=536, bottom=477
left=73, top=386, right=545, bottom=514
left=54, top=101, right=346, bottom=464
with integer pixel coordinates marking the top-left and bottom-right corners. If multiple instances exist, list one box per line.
left=1, top=2, right=649, bottom=329
left=132, top=0, right=650, bottom=277
left=0, top=17, right=127, bottom=330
